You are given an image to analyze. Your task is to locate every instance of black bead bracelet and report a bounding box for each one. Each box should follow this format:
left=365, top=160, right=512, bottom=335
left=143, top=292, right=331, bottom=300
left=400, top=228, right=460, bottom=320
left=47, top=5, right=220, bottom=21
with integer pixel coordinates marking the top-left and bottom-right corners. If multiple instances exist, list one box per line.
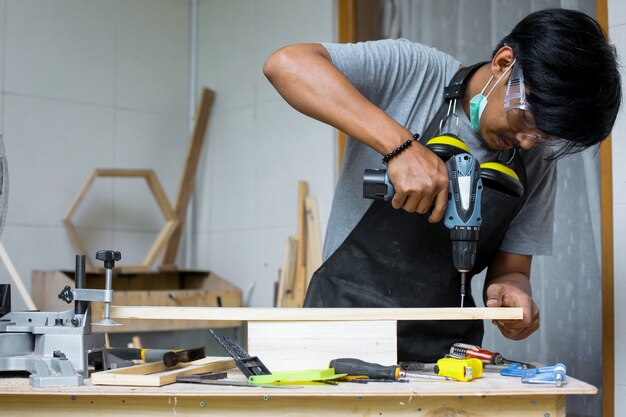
left=381, top=133, right=420, bottom=165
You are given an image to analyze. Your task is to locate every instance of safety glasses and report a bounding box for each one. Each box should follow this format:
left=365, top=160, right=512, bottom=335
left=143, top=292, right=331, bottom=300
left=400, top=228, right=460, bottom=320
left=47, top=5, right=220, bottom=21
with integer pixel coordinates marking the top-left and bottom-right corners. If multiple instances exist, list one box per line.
left=504, top=62, right=555, bottom=144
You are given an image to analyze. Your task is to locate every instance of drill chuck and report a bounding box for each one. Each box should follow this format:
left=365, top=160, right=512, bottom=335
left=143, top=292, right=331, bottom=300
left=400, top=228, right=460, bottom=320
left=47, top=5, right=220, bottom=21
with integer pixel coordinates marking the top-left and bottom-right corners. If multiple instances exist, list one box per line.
left=450, top=226, right=479, bottom=272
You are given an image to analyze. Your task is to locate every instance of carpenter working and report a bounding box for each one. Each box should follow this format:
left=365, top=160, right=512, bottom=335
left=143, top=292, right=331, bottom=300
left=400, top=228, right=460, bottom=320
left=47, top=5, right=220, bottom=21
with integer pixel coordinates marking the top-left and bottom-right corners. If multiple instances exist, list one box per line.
left=263, top=8, right=621, bottom=362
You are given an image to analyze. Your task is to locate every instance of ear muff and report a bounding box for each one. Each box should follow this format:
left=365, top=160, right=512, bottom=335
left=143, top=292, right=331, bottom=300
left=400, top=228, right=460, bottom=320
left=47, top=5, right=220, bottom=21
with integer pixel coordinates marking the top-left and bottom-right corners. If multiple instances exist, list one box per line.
left=425, top=134, right=470, bottom=161
left=426, top=134, right=524, bottom=198
left=480, top=162, right=524, bottom=198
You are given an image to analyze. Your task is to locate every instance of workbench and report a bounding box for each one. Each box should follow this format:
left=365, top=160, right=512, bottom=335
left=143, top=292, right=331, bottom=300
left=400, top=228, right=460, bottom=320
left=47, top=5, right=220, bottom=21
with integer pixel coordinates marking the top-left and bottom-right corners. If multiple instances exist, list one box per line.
left=0, top=367, right=596, bottom=416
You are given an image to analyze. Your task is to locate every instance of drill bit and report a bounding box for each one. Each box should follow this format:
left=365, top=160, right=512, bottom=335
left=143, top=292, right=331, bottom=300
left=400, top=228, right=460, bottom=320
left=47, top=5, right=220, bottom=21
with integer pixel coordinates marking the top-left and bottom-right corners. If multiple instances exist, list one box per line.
left=460, top=272, right=466, bottom=308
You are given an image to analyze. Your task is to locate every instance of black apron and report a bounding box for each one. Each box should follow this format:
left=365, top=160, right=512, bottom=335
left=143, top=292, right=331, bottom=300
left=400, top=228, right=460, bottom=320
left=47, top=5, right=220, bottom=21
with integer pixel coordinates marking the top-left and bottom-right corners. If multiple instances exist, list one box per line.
left=304, top=65, right=529, bottom=362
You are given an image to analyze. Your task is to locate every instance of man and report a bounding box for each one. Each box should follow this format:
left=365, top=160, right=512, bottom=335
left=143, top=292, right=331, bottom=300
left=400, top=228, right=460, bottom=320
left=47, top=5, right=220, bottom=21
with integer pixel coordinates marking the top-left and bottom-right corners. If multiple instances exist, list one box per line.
left=264, top=9, right=621, bottom=361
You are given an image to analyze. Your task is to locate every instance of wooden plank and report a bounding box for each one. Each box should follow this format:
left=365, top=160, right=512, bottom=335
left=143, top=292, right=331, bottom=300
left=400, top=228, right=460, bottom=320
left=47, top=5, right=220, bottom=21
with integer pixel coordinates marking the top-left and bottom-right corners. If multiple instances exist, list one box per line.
left=304, top=196, right=322, bottom=287
left=337, top=0, right=355, bottom=172
left=0, top=243, right=36, bottom=310
left=90, top=357, right=234, bottom=387
left=94, top=289, right=242, bottom=331
left=141, top=218, right=177, bottom=269
left=63, top=170, right=97, bottom=221
left=290, top=181, right=309, bottom=307
left=248, top=320, right=396, bottom=371
left=276, top=236, right=298, bottom=307
left=161, top=88, right=215, bottom=266
left=144, top=171, right=176, bottom=221
left=141, top=170, right=178, bottom=266
left=110, top=306, right=523, bottom=321
left=596, top=2, right=614, bottom=416
left=94, top=168, right=154, bottom=177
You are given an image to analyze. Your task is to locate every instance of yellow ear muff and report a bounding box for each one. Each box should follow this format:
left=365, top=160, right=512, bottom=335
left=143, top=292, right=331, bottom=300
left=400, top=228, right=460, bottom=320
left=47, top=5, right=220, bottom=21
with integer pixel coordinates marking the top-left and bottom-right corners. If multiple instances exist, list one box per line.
left=480, top=162, right=524, bottom=198
left=426, top=134, right=524, bottom=197
left=425, top=134, right=470, bottom=161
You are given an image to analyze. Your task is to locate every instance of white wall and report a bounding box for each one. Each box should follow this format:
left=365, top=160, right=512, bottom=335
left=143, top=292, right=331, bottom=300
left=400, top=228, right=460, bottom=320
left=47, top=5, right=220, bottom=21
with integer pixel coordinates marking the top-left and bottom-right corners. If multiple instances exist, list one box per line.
left=609, top=0, right=626, bottom=414
left=193, top=0, right=336, bottom=307
left=0, top=0, right=191, bottom=309
left=0, top=0, right=337, bottom=311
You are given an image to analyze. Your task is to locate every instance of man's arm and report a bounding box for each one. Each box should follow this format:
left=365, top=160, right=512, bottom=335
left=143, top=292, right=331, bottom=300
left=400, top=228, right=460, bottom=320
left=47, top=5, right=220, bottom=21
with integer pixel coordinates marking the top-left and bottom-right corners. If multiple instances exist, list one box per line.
left=263, top=43, right=449, bottom=221
left=484, top=251, right=539, bottom=340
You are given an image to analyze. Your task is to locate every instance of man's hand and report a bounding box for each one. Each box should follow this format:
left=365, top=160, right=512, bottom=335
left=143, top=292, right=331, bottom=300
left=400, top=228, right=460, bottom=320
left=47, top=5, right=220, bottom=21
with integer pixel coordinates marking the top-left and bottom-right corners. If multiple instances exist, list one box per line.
left=485, top=279, right=540, bottom=340
left=386, top=143, right=449, bottom=222
left=484, top=251, right=539, bottom=340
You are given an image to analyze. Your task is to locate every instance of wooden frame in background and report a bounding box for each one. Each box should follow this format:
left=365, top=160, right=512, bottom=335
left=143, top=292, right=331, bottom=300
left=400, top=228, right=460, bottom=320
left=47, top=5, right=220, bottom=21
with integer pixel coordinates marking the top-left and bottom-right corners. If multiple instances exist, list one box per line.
left=596, top=1, right=615, bottom=416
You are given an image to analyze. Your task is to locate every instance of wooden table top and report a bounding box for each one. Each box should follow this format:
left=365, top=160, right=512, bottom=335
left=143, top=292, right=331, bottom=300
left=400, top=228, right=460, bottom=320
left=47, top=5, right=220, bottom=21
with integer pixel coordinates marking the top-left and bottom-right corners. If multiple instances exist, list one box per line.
left=0, top=367, right=597, bottom=398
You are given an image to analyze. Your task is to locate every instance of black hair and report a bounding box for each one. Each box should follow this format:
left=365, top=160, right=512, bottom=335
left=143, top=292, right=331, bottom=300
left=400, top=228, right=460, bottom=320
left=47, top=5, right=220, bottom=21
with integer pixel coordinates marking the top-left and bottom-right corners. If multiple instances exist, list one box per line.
left=494, top=8, right=622, bottom=158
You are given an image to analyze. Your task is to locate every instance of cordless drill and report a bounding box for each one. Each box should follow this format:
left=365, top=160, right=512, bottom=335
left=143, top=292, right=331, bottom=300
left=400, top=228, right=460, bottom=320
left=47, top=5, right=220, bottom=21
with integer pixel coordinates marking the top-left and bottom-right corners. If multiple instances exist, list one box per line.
left=363, top=153, right=483, bottom=307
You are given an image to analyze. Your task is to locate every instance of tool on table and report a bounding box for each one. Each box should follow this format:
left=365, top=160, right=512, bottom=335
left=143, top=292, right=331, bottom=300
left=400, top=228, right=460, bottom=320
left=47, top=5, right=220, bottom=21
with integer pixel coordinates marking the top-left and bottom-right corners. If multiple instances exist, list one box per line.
left=177, top=370, right=228, bottom=382
left=363, top=150, right=482, bottom=308
left=330, top=358, right=453, bottom=381
left=177, top=371, right=251, bottom=387
left=501, top=362, right=567, bottom=387
left=448, top=342, right=535, bottom=369
left=176, top=371, right=304, bottom=388
left=434, top=357, right=483, bottom=382
left=0, top=252, right=128, bottom=387
left=209, top=329, right=271, bottom=378
left=248, top=368, right=346, bottom=385
left=106, top=346, right=205, bottom=367
left=209, top=329, right=345, bottom=385
left=398, top=361, right=426, bottom=371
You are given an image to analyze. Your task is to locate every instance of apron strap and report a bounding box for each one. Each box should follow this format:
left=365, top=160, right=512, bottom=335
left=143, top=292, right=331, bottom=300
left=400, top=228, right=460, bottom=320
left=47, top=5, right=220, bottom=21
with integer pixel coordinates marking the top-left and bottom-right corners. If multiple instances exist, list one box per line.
left=420, top=62, right=487, bottom=144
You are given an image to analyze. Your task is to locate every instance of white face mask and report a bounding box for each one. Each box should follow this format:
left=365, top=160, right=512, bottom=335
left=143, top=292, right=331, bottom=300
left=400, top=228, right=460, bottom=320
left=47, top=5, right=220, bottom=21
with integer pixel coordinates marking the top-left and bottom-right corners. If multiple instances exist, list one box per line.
left=469, top=61, right=515, bottom=133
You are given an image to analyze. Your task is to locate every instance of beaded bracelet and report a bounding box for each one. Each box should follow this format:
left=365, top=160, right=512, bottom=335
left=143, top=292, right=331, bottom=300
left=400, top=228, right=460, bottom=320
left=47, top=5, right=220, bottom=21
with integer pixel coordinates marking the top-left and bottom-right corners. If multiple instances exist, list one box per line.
left=381, top=133, right=420, bottom=165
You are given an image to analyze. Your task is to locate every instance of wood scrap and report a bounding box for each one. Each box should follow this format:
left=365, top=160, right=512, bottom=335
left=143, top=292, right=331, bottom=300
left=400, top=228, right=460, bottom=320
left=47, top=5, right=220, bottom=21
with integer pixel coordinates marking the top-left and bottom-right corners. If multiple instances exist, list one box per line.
left=161, top=88, right=216, bottom=267
left=290, top=181, right=309, bottom=307
left=0, top=243, right=36, bottom=310
left=90, top=356, right=234, bottom=387
left=304, top=196, right=322, bottom=287
left=277, top=181, right=324, bottom=307
left=276, top=236, right=298, bottom=307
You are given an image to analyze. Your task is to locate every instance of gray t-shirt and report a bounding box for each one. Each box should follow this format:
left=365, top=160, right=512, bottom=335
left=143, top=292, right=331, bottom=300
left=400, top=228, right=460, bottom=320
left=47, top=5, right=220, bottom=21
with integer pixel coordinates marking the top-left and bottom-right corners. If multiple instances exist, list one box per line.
left=322, top=39, right=556, bottom=261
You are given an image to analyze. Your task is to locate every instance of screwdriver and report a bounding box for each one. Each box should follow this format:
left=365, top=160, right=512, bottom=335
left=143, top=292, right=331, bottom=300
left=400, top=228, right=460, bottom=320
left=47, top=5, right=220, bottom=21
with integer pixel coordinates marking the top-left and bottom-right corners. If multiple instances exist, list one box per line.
left=448, top=342, right=535, bottom=369
left=329, top=358, right=453, bottom=381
